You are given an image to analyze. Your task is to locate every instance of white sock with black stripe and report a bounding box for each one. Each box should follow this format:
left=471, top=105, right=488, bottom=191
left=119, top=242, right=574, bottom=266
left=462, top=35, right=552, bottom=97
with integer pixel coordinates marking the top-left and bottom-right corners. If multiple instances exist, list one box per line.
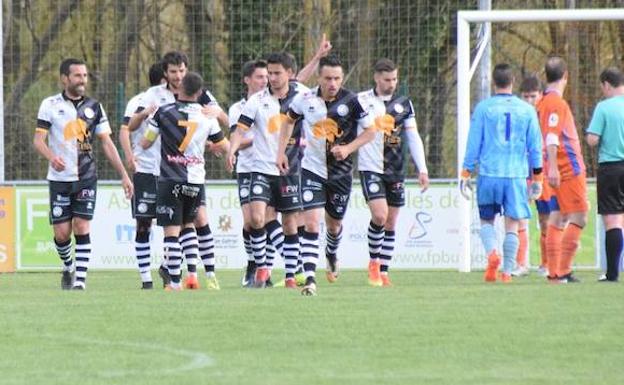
left=380, top=230, right=395, bottom=274
left=73, top=234, right=91, bottom=288
left=135, top=230, right=152, bottom=283
left=301, top=231, right=319, bottom=281
left=179, top=227, right=199, bottom=275
left=250, top=227, right=267, bottom=268
left=54, top=238, right=73, bottom=272
left=368, top=221, right=385, bottom=262
left=283, top=234, right=300, bottom=279
left=164, top=236, right=182, bottom=288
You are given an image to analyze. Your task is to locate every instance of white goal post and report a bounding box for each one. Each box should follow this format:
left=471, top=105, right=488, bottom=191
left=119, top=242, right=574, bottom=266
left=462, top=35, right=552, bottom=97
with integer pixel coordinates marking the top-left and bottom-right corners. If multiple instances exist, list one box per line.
left=456, top=8, right=624, bottom=272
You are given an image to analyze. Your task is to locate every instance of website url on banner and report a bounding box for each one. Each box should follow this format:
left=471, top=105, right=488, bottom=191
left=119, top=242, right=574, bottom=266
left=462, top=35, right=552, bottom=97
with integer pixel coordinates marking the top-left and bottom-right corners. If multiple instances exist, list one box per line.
left=99, top=254, right=230, bottom=266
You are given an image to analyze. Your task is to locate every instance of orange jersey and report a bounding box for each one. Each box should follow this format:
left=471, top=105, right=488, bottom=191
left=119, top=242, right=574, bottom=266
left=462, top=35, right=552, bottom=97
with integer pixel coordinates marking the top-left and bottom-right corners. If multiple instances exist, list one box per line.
left=537, top=90, right=585, bottom=180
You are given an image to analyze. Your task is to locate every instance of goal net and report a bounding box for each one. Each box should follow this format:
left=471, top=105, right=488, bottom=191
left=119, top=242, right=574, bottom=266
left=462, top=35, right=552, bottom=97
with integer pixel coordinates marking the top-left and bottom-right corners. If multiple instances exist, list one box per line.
left=457, top=9, right=624, bottom=272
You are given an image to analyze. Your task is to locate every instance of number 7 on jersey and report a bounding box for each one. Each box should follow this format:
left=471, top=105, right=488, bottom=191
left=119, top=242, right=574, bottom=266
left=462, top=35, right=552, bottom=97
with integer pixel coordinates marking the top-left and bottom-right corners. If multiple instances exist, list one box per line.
left=177, top=120, right=198, bottom=151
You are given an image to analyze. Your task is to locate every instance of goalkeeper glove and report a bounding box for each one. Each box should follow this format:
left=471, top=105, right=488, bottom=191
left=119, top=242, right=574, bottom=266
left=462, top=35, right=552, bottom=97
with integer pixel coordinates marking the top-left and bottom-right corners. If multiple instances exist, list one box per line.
left=528, top=174, right=543, bottom=201
left=459, top=169, right=473, bottom=200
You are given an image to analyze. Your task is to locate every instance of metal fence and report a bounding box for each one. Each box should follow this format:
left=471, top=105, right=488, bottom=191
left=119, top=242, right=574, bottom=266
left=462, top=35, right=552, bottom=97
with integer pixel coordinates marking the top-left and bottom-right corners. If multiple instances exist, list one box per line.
left=2, top=0, right=623, bottom=181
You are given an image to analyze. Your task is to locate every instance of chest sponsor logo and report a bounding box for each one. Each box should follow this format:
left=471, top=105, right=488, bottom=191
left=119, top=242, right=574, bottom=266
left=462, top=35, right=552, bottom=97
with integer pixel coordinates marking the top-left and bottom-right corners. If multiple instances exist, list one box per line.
left=375, top=114, right=397, bottom=136
left=312, top=118, right=343, bottom=143
left=268, top=113, right=287, bottom=134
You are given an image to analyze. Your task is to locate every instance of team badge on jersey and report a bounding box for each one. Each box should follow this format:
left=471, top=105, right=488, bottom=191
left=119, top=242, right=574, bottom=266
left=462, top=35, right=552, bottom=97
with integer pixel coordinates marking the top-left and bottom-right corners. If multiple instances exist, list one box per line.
left=84, top=107, right=95, bottom=119
left=548, top=113, right=559, bottom=127
left=303, top=190, right=314, bottom=202
left=394, top=104, right=404, bottom=114
left=337, top=104, right=349, bottom=117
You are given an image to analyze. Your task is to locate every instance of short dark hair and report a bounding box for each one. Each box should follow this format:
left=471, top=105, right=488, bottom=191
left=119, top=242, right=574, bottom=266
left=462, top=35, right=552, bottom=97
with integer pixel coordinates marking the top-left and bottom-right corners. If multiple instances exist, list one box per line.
left=599, top=67, right=624, bottom=88
left=492, top=63, right=513, bottom=88
left=182, top=72, right=203, bottom=96
left=519, top=74, right=542, bottom=93
left=241, top=60, right=267, bottom=78
left=545, top=56, right=567, bottom=83
left=148, top=61, right=165, bottom=86
left=266, top=52, right=295, bottom=71
left=374, top=58, right=397, bottom=73
left=319, top=54, right=342, bottom=72
left=60, top=58, right=86, bottom=76
left=162, top=51, right=188, bottom=72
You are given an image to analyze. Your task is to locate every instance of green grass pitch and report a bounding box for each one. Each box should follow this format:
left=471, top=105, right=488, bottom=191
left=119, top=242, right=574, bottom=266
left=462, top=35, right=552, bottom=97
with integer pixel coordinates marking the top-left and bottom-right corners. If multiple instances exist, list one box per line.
left=0, top=270, right=622, bottom=385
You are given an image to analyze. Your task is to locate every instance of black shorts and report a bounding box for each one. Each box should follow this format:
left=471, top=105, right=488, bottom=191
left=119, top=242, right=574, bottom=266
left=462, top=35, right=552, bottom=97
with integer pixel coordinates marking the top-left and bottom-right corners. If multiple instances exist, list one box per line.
left=249, top=172, right=302, bottom=213
left=301, top=168, right=352, bottom=220
left=237, top=172, right=252, bottom=205
left=597, top=161, right=624, bottom=214
left=48, top=179, right=97, bottom=224
left=131, top=172, right=158, bottom=219
left=156, top=181, right=203, bottom=227
left=360, top=171, right=405, bottom=207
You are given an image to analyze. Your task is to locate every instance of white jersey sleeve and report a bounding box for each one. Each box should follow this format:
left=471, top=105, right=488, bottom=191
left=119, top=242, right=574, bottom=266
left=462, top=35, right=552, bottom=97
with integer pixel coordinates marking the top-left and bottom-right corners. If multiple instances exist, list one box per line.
left=355, top=93, right=374, bottom=129
left=95, top=105, right=111, bottom=136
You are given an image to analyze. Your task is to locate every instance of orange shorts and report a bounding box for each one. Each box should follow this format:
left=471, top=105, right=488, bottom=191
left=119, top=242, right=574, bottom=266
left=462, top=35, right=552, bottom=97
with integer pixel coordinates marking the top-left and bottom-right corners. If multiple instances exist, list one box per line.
left=538, top=177, right=553, bottom=202
left=552, top=174, right=588, bottom=214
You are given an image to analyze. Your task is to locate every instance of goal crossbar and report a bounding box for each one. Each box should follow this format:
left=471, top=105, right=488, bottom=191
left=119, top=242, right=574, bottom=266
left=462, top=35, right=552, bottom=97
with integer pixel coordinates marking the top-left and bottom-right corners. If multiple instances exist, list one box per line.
left=456, top=8, right=624, bottom=272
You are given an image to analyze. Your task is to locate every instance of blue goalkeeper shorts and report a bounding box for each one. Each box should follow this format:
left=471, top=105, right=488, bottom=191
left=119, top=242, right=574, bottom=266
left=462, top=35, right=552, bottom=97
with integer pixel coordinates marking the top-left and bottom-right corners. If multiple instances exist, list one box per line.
left=476, top=176, right=531, bottom=220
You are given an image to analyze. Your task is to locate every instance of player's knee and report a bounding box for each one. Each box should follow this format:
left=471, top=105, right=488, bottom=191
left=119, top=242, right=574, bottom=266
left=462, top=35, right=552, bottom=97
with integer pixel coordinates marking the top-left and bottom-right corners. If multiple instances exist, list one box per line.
left=371, top=211, right=387, bottom=227
left=326, top=221, right=342, bottom=235
left=72, top=218, right=90, bottom=235
left=250, top=212, right=265, bottom=229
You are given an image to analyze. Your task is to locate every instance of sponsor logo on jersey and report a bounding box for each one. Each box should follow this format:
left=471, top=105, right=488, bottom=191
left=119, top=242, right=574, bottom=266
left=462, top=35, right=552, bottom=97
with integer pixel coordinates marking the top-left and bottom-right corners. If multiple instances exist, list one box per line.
left=375, top=114, right=396, bottom=136
left=312, top=119, right=343, bottom=143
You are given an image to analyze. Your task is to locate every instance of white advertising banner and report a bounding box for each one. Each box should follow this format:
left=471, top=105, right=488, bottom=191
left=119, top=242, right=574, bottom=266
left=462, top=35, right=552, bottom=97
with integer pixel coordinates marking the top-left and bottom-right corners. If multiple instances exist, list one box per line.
left=16, top=183, right=490, bottom=270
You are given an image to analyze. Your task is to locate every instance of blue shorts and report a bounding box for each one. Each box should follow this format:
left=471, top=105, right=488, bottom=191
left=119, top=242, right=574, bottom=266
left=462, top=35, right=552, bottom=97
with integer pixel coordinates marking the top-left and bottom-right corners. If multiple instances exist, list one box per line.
left=535, top=196, right=558, bottom=214
left=477, top=176, right=531, bottom=220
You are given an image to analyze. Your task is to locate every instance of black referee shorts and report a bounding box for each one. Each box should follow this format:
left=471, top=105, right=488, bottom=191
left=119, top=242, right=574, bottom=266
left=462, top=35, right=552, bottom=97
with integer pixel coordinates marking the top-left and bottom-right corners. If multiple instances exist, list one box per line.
left=597, top=160, right=624, bottom=214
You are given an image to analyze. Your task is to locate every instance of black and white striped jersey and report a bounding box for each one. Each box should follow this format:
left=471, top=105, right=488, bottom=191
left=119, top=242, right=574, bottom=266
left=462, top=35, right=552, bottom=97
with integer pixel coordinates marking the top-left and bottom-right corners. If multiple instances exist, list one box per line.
left=288, top=87, right=374, bottom=180
left=36, top=92, right=111, bottom=182
left=237, top=81, right=309, bottom=176
left=357, top=89, right=418, bottom=177
left=147, top=101, right=224, bottom=184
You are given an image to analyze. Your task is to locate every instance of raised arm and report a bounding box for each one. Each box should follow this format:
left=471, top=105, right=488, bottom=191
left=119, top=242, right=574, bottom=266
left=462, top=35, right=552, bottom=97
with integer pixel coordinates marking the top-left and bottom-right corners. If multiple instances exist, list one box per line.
left=296, top=33, right=332, bottom=84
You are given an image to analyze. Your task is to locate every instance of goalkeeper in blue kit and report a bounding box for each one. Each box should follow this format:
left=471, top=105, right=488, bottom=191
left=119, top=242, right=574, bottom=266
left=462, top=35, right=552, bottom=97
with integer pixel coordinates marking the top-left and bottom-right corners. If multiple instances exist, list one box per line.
left=460, top=64, right=543, bottom=283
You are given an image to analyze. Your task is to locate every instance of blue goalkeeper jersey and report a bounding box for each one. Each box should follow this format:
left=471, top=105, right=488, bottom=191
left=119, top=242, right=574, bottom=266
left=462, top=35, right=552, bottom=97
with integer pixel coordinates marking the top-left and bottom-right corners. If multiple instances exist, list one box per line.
left=462, top=93, right=542, bottom=178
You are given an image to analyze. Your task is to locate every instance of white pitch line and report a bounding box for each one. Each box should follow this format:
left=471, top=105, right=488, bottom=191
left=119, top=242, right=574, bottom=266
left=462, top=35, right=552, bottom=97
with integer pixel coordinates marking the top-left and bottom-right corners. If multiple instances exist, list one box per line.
left=42, top=335, right=214, bottom=378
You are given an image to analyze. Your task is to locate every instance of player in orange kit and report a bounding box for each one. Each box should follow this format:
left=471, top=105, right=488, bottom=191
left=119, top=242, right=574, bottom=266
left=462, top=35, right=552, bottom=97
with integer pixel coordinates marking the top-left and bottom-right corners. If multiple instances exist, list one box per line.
left=536, top=56, right=588, bottom=283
